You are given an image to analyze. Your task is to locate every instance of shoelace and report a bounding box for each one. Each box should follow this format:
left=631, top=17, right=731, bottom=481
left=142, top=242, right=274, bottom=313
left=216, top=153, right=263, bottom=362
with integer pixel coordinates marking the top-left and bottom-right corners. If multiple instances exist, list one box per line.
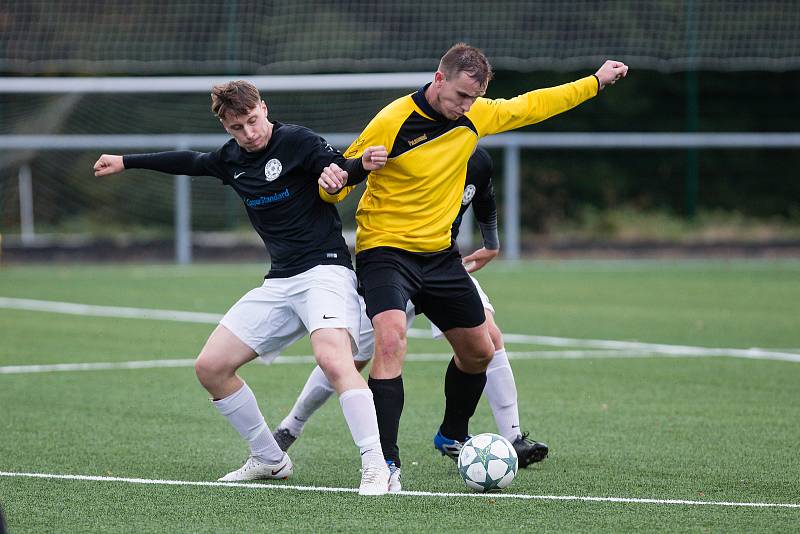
left=240, top=456, right=279, bottom=472
left=239, top=457, right=259, bottom=472
left=360, top=465, right=385, bottom=485
left=518, top=431, right=534, bottom=444
left=446, top=440, right=465, bottom=454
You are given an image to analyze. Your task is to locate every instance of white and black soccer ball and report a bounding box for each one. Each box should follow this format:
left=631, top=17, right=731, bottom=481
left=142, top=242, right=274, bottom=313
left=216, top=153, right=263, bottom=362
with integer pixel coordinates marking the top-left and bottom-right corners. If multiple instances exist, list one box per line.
left=457, top=433, right=518, bottom=492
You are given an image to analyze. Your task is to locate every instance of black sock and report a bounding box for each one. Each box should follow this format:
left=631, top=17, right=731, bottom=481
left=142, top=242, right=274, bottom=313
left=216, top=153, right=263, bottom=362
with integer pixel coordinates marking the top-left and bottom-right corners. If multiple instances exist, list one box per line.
left=368, top=375, right=404, bottom=467
left=439, top=358, right=487, bottom=441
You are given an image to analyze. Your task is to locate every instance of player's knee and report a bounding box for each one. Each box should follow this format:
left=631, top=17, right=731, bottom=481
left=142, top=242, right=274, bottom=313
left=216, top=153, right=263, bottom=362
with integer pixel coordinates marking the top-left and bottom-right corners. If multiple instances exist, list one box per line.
left=455, top=352, right=491, bottom=374
left=461, top=340, right=495, bottom=372
left=372, top=311, right=407, bottom=356
left=374, top=332, right=406, bottom=361
left=487, top=323, right=504, bottom=351
left=194, top=352, right=230, bottom=386
left=314, top=350, right=336, bottom=372
left=475, top=346, right=495, bottom=368
left=315, top=351, right=353, bottom=384
left=194, top=355, right=214, bottom=385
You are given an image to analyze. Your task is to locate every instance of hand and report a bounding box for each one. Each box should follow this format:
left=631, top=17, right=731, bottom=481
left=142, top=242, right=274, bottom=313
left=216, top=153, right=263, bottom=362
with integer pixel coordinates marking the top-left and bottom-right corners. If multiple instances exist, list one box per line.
left=318, top=163, right=348, bottom=193
left=594, top=60, right=628, bottom=90
left=361, top=145, right=387, bottom=171
left=462, top=247, right=499, bottom=273
left=93, top=154, right=124, bottom=176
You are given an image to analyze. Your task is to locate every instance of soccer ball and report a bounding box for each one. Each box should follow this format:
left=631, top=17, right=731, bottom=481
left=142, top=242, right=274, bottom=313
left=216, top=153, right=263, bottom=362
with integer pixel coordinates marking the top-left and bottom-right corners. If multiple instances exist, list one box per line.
left=457, top=433, right=518, bottom=492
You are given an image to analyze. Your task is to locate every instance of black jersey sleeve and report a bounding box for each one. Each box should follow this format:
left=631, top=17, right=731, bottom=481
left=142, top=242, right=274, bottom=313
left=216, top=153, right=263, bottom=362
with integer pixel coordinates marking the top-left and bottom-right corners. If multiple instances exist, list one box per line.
left=123, top=150, right=224, bottom=180
left=298, top=130, right=370, bottom=185
left=469, top=148, right=500, bottom=250
left=473, top=180, right=499, bottom=250
left=339, top=157, right=369, bottom=185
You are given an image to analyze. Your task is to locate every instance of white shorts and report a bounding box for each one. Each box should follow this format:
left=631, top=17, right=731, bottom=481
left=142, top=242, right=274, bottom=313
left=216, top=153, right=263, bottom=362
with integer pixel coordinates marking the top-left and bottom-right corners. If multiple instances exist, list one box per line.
left=429, top=274, right=493, bottom=339
left=220, top=265, right=361, bottom=363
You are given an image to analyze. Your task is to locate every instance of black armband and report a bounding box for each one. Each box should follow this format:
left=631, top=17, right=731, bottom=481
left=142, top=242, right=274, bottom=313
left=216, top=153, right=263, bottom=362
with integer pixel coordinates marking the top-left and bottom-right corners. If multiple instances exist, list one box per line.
left=478, top=219, right=500, bottom=250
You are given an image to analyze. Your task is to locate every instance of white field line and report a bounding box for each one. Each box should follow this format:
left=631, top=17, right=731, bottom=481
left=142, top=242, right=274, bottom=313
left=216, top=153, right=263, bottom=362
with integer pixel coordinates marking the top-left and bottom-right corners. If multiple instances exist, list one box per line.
left=0, top=471, right=797, bottom=509
left=497, top=332, right=800, bottom=363
left=3, top=297, right=799, bottom=363
left=0, top=350, right=660, bottom=375
left=0, top=297, right=222, bottom=323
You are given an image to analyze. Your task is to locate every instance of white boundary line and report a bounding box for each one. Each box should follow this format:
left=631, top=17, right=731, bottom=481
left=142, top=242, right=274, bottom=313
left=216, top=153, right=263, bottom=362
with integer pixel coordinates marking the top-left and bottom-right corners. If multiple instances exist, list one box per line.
left=3, top=297, right=799, bottom=363
left=0, top=349, right=756, bottom=375
left=1, top=471, right=797, bottom=509
left=0, top=297, right=222, bottom=323
left=498, top=332, right=800, bottom=363
left=0, top=351, right=644, bottom=375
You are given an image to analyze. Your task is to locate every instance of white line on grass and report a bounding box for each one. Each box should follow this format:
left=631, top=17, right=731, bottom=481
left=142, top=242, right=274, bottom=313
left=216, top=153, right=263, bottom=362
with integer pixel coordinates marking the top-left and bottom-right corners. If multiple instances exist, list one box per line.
left=0, top=297, right=222, bottom=323
left=497, top=332, right=800, bottom=363
left=0, top=471, right=797, bottom=509
left=0, top=349, right=741, bottom=375
left=3, top=297, right=799, bottom=363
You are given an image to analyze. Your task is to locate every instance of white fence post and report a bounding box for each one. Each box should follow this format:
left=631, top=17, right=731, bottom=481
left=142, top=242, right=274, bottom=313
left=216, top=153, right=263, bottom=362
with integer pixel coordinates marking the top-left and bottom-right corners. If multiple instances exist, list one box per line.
left=18, top=164, right=35, bottom=245
left=175, top=173, right=192, bottom=264
left=174, top=143, right=191, bottom=264
left=503, top=145, right=521, bottom=260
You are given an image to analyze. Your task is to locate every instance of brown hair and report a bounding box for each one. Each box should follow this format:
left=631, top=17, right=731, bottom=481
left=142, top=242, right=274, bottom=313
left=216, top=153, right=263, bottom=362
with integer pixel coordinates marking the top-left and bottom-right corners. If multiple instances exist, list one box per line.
left=439, top=43, right=493, bottom=87
left=210, top=80, right=261, bottom=119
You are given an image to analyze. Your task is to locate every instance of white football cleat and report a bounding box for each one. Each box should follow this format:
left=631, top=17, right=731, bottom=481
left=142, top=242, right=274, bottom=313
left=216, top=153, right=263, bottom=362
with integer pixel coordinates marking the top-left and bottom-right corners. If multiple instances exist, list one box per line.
left=217, top=453, right=293, bottom=482
left=358, top=462, right=390, bottom=496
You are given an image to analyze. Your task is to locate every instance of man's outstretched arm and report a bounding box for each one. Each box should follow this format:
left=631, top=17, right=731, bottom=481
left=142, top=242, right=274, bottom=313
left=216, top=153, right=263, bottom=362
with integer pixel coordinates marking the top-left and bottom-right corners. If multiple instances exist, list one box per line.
left=474, top=59, right=629, bottom=137
left=94, top=151, right=215, bottom=177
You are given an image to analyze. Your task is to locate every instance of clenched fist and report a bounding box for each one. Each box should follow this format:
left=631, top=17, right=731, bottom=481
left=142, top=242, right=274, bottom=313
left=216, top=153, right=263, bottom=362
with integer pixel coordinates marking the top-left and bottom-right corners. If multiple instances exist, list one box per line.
left=93, top=154, right=125, bottom=176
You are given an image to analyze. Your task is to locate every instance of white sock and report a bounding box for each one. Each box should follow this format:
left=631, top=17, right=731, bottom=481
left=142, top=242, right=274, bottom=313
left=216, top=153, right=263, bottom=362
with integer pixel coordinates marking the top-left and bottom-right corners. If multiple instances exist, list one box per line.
left=212, top=382, right=284, bottom=464
left=280, top=365, right=335, bottom=437
left=339, top=388, right=384, bottom=468
left=484, top=349, right=522, bottom=442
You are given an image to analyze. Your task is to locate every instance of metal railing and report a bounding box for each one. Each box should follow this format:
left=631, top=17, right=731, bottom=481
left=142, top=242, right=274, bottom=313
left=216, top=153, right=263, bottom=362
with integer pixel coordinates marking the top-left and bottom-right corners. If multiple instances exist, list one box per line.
left=2, top=132, right=799, bottom=263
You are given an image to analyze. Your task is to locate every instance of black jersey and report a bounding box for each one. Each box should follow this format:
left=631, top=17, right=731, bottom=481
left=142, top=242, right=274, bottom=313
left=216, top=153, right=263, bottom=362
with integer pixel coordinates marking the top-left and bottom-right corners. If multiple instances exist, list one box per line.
left=124, top=122, right=366, bottom=278
left=451, top=147, right=498, bottom=248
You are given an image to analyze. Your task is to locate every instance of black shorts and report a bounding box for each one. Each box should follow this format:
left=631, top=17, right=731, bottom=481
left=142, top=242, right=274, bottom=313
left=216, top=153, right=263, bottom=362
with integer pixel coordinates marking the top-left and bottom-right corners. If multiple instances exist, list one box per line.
left=355, top=245, right=486, bottom=333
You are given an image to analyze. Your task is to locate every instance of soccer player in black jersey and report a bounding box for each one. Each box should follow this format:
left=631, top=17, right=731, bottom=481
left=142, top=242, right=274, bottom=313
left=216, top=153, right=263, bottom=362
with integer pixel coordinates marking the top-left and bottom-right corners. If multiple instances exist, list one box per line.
left=273, top=148, right=548, bottom=490
left=92, top=80, right=393, bottom=495
left=318, top=43, right=627, bottom=489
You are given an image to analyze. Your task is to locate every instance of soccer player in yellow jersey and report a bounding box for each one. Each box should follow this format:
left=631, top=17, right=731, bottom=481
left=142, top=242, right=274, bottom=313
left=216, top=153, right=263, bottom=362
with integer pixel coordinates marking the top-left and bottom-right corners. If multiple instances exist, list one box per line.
left=318, top=43, right=628, bottom=490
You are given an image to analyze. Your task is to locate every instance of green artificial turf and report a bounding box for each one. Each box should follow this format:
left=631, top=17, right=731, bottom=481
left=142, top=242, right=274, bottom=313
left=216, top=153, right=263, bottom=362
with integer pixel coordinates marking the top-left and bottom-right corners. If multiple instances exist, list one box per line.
left=1, top=260, right=799, bottom=532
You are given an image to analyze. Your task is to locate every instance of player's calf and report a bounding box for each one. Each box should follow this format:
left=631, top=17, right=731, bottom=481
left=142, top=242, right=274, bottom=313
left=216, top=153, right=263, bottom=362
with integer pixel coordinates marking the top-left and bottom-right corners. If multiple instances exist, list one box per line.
left=444, top=324, right=494, bottom=374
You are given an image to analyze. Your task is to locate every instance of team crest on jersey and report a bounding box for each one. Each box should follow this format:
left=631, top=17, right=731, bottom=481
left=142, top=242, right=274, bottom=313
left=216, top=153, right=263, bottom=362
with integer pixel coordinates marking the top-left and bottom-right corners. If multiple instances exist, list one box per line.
left=264, top=159, right=282, bottom=181
left=462, top=184, right=476, bottom=205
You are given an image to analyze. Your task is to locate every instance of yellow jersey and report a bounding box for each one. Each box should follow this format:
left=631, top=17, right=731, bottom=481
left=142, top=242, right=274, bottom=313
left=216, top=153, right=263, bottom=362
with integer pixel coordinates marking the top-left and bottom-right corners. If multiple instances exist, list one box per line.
left=323, top=75, right=599, bottom=254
